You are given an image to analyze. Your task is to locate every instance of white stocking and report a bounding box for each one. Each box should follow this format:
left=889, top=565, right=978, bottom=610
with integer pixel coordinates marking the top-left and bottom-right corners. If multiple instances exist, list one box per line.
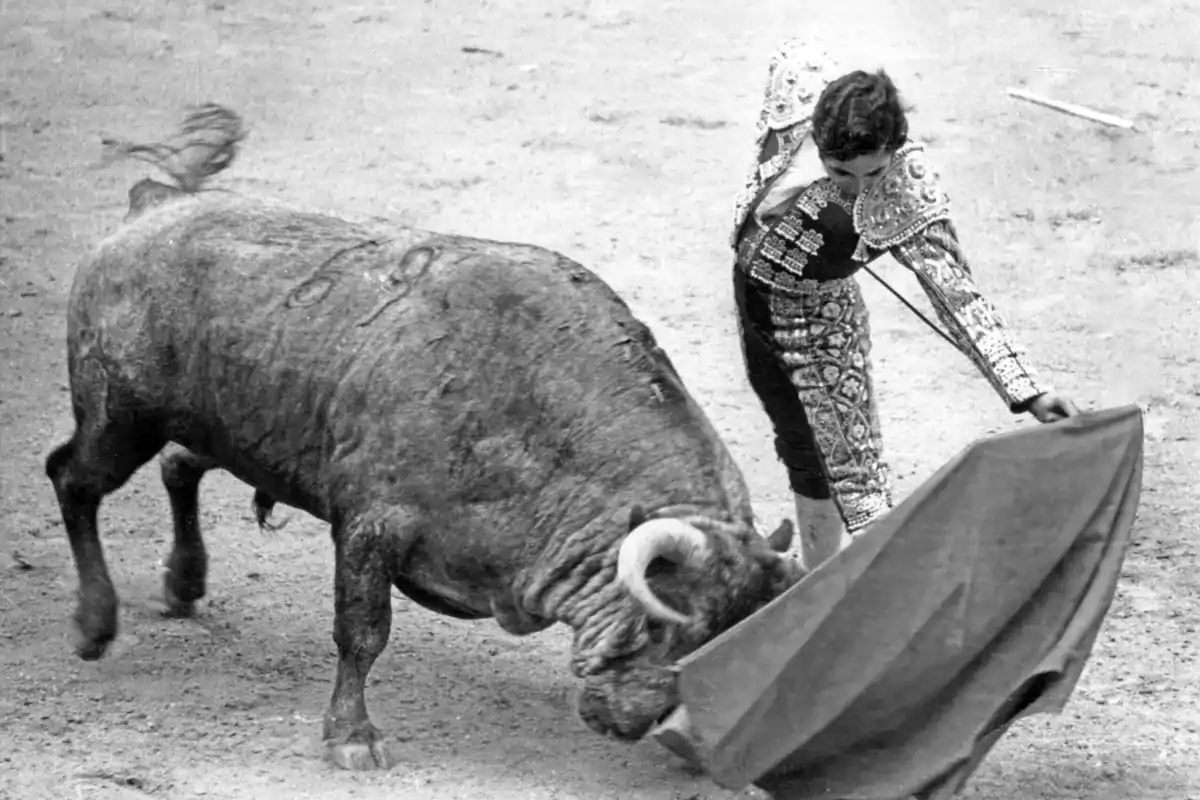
left=792, top=493, right=852, bottom=571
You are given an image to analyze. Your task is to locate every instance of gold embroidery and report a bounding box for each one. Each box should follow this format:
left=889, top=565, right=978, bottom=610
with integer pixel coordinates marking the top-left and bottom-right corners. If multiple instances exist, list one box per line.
left=781, top=249, right=810, bottom=276
left=750, top=178, right=852, bottom=285
left=763, top=276, right=893, bottom=532
left=890, top=219, right=1047, bottom=409
left=798, top=228, right=823, bottom=254
left=749, top=260, right=814, bottom=294
left=775, top=218, right=800, bottom=241
left=798, top=180, right=853, bottom=219
left=763, top=42, right=841, bottom=130
left=741, top=177, right=857, bottom=292
left=731, top=39, right=842, bottom=249
left=853, top=144, right=952, bottom=250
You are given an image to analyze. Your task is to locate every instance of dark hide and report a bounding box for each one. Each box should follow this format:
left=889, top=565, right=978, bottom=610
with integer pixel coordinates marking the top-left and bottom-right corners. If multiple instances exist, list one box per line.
left=46, top=191, right=804, bottom=770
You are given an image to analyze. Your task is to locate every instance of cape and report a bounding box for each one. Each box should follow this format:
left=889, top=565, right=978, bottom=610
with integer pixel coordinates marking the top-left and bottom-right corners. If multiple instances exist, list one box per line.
left=652, top=405, right=1144, bottom=800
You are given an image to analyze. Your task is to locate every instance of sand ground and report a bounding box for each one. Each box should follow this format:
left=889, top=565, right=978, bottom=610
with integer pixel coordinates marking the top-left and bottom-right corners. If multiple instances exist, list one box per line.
left=2, top=0, right=1198, bottom=797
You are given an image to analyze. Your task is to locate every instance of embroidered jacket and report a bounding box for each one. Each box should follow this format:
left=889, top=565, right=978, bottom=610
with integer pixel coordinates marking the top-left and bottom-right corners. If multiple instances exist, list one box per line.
left=889, top=216, right=1046, bottom=411
left=858, top=144, right=1047, bottom=411
left=741, top=143, right=1048, bottom=412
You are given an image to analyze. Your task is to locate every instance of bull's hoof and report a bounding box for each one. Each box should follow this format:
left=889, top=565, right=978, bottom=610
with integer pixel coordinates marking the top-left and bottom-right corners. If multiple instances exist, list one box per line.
left=160, top=548, right=207, bottom=617
left=73, top=587, right=118, bottom=660
left=72, top=624, right=113, bottom=661
left=161, top=582, right=197, bottom=618
left=324, top=720, right=395, bottom=771
left=327, top=740, right=395, bottom=771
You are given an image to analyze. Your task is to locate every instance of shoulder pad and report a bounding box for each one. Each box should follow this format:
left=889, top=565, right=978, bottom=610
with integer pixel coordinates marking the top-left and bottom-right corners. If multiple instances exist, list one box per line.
left=853, top=144, right=951, bottom=249
left=762, top=39, right=841, bottom=131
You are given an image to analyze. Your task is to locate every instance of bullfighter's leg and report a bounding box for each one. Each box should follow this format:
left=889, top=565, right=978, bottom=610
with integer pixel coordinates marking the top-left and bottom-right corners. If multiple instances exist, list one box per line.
left=158, top=444, right=219, bottom=617
left=741, top=328, right=850, bottom=568
left=792, top=494, right=852, bottom=568
left=735, top=269, right=893, bottom=568
left=45, top=410, right=166, bottom=660
left=736, top=271, right=850, bottom=569
left=323, top=513, right=395, bottom=771
left=779, top=281, right=893, bottom=538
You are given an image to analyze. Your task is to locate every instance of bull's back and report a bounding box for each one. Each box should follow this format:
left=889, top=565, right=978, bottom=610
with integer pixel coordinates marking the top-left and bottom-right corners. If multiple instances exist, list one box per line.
left=69, top=193, right=751, bottom=522
left=73, top=195, right=435, bottom=399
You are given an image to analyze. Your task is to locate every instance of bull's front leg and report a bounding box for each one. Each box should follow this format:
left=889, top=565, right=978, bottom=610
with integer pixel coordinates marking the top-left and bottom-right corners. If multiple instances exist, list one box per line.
left=323, top=513, right=395, bottom=771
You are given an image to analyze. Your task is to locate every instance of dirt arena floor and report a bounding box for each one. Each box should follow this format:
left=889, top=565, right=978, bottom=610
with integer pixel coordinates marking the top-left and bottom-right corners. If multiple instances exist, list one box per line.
left=2, top=0, right=1198, bottom=798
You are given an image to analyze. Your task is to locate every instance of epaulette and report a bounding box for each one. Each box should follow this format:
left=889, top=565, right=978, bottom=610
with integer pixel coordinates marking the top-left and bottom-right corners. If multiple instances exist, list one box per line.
left=853, top=143, right=951, bottom=254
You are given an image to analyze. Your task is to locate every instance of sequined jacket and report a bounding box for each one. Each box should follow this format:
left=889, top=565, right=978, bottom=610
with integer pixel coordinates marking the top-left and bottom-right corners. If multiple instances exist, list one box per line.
left=737, top=140, right=1048, bottom=413
left=730, top=38, right=1049, bottom=412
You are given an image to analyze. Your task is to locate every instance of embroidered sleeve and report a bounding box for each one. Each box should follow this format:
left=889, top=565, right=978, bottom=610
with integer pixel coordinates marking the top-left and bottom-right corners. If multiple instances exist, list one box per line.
left=761, top=39, right=840, bottom=131
left=889, top=219, right=1048, bottom=412
left=755, top=40, right=839, bottom=184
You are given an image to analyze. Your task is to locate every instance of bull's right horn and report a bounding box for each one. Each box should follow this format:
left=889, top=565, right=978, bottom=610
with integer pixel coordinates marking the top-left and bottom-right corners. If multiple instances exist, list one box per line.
left=617, top=518, right=712, bottom=626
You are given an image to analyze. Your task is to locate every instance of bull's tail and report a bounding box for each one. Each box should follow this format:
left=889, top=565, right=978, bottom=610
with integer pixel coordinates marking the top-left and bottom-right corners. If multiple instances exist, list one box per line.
left=251, top=488, right=290, bottom=533
left=96, top=103, right=247, bottom=203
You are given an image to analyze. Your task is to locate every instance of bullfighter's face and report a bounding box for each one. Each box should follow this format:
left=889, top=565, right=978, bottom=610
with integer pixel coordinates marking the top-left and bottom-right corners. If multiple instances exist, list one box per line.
left=820, top=147, right=894, bottom=198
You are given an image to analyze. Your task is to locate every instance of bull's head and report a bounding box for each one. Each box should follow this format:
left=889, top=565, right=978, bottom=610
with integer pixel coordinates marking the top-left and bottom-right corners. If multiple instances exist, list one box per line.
left=576, top=507, right=804, bottom=740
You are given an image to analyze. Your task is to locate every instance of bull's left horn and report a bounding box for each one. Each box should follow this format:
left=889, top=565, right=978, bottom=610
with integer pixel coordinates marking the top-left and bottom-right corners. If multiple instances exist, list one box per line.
left=617, top=519, right=712, bottom=626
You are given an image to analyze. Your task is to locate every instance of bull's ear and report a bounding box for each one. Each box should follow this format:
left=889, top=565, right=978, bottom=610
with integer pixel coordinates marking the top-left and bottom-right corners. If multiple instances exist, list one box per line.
left=766, top=519, right=795, bottom=552
left=628, top=505, right=648, bottom=532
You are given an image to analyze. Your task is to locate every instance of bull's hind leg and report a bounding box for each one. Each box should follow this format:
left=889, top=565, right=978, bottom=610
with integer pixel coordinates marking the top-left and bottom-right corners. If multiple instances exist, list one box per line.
left=323, top=512, right=395, bottom=771
left=45, top=416, right=166, bottom=660
left=158, top=444, right=220, bottom=617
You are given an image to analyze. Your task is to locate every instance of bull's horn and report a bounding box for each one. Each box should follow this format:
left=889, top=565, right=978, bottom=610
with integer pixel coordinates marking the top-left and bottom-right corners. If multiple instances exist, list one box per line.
left=617, top=519, right=712, bottom=626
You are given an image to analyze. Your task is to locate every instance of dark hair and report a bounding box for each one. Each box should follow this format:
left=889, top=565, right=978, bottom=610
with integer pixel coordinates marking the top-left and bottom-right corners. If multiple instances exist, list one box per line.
left=811, top=70, right=910, bottom=161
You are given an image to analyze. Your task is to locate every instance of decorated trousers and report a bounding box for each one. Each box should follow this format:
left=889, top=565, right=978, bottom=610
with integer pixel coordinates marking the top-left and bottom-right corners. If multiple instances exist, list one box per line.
left=733, top=262, right=894, bottom=533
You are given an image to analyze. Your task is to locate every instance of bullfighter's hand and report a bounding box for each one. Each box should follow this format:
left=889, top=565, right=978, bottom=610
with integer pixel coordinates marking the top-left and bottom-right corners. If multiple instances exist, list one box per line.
left=1028, top=392, right=1081, bottom=423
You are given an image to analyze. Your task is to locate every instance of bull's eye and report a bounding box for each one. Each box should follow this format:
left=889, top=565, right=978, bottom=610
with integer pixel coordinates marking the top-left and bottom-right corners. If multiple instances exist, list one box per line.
left=646, top=619, right=667, bottom=645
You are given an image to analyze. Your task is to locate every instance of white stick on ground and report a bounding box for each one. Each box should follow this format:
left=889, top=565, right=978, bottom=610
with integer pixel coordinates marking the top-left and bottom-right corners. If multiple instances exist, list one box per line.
left=1006, top=87, right=1136, bottom=129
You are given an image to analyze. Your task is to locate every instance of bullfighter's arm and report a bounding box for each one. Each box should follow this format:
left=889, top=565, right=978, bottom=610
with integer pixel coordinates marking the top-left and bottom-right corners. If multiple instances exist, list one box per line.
left=855, top=144, right=1048, bottom=413
left=888, top=219, right=1048, bottom=412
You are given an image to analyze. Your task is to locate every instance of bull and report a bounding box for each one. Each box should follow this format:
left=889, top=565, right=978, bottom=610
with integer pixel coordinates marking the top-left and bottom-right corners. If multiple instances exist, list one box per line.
left=45, top=105, right=804, bottom=771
